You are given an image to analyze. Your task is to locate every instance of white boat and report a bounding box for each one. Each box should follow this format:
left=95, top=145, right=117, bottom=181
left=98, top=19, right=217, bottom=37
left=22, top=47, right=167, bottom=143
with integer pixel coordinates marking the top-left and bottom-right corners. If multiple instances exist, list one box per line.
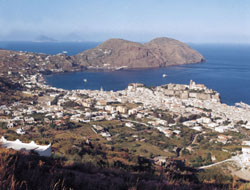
left=162, top=74, right=167, bottom=78
left=83, top=79, right=87, bottom=83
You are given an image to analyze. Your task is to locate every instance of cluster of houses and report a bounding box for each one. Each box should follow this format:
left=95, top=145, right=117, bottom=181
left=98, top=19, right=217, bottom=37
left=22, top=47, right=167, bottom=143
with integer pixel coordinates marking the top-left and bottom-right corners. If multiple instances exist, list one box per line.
left=92, top=125, right=112, bottom=141
left=2, top=73, right=250, bottom=173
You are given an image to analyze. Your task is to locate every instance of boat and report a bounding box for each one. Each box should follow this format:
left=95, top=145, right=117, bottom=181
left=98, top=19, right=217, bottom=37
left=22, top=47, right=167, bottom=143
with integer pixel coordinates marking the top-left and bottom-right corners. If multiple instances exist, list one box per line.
left=162, top=74, right=167, bottom=78
left=83, top=79, right=87, bottom=83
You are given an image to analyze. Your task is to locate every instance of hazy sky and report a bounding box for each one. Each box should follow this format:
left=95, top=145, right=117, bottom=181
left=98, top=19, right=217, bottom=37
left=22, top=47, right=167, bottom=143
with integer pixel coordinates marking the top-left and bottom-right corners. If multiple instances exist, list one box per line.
left=0, top=0, right=250, bottom=43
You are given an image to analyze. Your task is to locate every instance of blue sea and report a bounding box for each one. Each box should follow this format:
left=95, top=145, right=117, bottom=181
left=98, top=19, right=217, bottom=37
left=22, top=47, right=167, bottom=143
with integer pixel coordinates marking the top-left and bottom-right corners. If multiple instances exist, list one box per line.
left=1, top=41, right=250, bottom=105
left=0, top=41, right=99, bottom=55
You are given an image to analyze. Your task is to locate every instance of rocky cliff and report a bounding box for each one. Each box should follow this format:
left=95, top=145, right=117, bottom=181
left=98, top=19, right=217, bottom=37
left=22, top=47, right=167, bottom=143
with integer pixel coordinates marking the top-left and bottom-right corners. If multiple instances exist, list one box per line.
left=74, top=37, right=204, bottom=69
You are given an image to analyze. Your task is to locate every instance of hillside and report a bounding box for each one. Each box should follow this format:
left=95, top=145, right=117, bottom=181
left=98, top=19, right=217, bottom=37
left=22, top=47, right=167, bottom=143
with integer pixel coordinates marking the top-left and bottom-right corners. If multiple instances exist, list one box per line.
left=145, top=38, right=204, bottom=65
left=2, top=39, right=250, bottom=188
left=74, top=37, right=204, bottom=69
left=0, top=147, right=234, bottom=190
left=0, top=49, right=77, bottom=75
left=0, top=37, right=205, bottom=75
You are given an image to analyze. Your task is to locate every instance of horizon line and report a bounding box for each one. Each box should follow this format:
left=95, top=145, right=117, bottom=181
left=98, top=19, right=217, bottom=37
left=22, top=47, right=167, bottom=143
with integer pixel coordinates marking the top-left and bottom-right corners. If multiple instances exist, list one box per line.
left=0, top=40, right=250, bottom=45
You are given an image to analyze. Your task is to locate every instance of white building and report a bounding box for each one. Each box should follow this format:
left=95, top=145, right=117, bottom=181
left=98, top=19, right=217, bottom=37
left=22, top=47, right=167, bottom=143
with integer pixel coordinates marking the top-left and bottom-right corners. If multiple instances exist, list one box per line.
left=0, top=136, right=51, bottom=157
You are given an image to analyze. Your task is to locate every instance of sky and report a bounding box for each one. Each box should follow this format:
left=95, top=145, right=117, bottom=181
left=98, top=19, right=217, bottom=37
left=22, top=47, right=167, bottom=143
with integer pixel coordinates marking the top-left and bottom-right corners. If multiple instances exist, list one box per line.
left=0, top=0, right=250, bottom=43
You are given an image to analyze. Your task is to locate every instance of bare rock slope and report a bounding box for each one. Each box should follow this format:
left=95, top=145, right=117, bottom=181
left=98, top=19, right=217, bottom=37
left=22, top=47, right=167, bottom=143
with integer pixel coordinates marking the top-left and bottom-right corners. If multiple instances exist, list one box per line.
left=74, top=37, right=204, bottom=69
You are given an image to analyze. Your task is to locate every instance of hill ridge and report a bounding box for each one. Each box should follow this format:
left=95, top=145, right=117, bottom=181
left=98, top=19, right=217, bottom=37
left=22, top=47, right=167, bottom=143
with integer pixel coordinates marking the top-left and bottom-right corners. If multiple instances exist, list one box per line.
left=74, top=37, right=204, bottom=69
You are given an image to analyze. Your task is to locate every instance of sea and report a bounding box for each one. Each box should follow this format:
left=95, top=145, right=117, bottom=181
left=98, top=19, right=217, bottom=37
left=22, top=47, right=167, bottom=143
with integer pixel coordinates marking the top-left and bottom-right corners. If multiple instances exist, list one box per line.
left=1, top=41, right=250, bottom=105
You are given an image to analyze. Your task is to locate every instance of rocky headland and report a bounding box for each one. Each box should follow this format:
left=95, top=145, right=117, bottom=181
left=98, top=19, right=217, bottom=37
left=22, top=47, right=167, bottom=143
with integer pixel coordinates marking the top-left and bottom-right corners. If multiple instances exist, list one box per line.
left=75, top=37, right=205, bottom=70
left=0, top=37, right=204, bottom=76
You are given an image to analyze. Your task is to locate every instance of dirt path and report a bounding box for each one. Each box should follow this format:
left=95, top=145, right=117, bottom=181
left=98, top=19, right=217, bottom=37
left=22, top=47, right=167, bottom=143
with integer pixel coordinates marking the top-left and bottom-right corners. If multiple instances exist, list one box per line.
left=198, top=158, right=233, bottom=169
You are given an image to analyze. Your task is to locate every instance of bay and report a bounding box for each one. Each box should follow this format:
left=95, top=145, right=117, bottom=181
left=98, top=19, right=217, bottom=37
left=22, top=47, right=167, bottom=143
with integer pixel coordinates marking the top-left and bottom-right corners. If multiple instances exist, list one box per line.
left=1, top=41, right=249, bottom=105
left=45, top=43, right=250, bottom=105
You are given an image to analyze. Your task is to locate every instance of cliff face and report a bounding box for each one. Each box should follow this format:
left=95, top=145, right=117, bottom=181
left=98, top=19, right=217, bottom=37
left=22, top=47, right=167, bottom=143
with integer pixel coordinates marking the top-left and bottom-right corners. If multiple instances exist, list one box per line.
left=74, top=37, right=204, bottom=69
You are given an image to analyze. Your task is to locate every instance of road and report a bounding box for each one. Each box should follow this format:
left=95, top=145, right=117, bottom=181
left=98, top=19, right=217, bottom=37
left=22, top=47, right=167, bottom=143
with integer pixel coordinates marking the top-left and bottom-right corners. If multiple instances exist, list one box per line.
left=198, top=158, right=234, bottom=169
left=179, top=133, right=200, bottom=157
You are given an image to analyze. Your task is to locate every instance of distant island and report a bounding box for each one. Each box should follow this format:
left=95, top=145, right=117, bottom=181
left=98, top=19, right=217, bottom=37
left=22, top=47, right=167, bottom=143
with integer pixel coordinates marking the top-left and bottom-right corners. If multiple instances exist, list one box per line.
left=0, top=37, right=205, bottom=75
left=34, top=35, right=58, bottom=42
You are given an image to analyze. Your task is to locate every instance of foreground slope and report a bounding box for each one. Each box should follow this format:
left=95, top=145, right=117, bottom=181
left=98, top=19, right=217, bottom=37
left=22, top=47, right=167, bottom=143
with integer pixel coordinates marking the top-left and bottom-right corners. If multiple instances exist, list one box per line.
left=0, top=147, right=233, bottom=190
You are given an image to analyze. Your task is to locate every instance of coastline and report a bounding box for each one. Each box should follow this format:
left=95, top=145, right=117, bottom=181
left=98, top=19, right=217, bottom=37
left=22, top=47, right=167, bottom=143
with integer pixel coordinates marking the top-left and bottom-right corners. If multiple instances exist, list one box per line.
left=2, top=61, right=250, bottom=182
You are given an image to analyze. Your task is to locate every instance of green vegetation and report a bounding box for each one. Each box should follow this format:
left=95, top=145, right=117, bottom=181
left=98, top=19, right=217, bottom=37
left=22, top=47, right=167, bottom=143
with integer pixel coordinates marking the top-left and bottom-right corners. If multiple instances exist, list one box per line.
left=0, top=122, right=7, bottom=129
left=197, top=167, right=232, bottom=184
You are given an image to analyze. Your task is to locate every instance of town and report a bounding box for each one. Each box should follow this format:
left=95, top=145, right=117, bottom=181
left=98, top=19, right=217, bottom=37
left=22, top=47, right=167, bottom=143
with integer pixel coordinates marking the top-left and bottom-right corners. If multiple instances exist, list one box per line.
left=1, top=71, right=250, bottom=181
